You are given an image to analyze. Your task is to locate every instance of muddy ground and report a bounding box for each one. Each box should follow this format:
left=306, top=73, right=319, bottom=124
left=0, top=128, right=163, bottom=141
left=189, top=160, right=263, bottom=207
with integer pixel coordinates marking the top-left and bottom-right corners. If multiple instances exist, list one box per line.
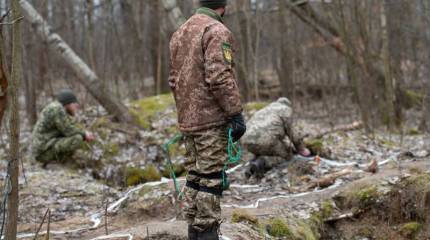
left=1, top=95, right=430, bottom=240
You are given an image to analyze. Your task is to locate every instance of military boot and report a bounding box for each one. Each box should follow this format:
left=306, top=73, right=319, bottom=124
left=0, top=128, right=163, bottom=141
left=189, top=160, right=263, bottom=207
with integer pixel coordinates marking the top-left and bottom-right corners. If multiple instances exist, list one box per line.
left=197, top=225, right=219, bottom=240
left=188, top=225, right=198, bottom=240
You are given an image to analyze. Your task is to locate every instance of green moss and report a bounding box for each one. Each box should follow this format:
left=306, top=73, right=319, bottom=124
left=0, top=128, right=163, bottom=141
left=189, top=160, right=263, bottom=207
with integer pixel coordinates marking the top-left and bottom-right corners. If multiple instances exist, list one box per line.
left=267, top=217, right=293, bottom=238
left=406, top=173, right=430, bottom=189
left=161, top=163, right=185, bottom=178
left=129, top=94, right=175, bottom=129
left=321, top=200, right=333, bottom=219
left=295, top=220, right=318, bottom=240
left=355, top=186, right=378, bottom=207
left=401, top=90, right=423, bottom=109
left=305, top=138, right=324, bottom=155
left=231, top=210, right=259, bottom=226
left=309, top=211, right=323, bottom=228
left=399, top=222, right=422, bottom=238
left=408, top=128, right=420, bottom=135
left=245, top=102, right=269, bottom=112
left=141, top=165, right=162, bottom=182
left=125, top=165, right=162, bottom=186
left=126, top=168, right=145, bottom=186
left=380, top=138, right=396, bottom=147
left=104, top=142, right=120, bottom=156
left=266, top=217, right=320, bottom=240
left=91, top=117, right=109, bottom=129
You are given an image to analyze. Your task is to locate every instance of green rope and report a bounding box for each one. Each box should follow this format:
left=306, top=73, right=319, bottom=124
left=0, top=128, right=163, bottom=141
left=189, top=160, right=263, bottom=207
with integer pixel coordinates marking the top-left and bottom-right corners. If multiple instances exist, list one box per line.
left=162, top=133, right=183, bottom=197
left=222, top=128, right=241, bottom=189
left=163, top=128, right=242, bottom=196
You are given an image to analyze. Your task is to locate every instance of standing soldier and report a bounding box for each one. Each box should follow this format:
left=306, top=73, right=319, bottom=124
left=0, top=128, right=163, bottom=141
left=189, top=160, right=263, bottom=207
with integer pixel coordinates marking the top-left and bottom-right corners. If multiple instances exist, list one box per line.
left=32, top=89, right=95, bottom=167
left=169, top=0, right=245, bottom=239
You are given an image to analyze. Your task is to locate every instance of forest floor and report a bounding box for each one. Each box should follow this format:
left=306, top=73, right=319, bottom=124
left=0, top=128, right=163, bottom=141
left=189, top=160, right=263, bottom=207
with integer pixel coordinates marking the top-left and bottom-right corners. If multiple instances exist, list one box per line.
left=1, top=94, right=430, bottom=240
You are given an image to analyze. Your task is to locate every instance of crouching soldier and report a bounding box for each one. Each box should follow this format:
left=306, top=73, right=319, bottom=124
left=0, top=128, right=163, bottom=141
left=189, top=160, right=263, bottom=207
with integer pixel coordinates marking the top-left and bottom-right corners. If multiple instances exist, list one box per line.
left=31, top=89, right=95, bottom=167
left=169, top=0, right=246, bottom=239
left=242, top=98, right=310, bottom=177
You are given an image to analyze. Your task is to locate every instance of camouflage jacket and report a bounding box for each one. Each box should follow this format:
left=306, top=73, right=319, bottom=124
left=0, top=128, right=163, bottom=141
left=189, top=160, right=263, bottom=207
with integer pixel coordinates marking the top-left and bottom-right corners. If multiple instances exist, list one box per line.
left=31, top=101, right=85, bottom=156
left=168, top=7, right=243, bottom=132
left=242, top=98, right=303, bottom=148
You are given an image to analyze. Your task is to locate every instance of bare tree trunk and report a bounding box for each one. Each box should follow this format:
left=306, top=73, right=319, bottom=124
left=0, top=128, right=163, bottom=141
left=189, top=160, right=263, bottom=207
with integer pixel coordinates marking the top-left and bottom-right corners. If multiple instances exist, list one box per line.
left=86, top=0, right=96, bottom=70
left=380, top=1, right=396, bottom=130
left=419, top=0, right=430, bottom=131
left=23, top=42, right=36, bottom=126
left=277, top=0, right=294, bottom=98
left=5, top=0, right=22, bottom=238
left=0, top=33, right=7, bottom=127
left=336, top=0, right=371, bottom=133
left=20, top=0, right=134, bottom=123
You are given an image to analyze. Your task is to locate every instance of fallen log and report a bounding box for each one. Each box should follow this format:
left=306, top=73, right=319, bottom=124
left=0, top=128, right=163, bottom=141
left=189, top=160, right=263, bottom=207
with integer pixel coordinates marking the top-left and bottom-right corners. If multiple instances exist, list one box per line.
left=307, top=168, right=353, bottom=189
left=305, top=121, right=363, bottom=140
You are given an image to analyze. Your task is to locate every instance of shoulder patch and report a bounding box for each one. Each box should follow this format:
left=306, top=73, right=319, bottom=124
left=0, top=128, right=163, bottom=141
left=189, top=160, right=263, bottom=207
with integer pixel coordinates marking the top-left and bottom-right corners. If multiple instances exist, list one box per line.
left=221, top=42, right=233, bottom=64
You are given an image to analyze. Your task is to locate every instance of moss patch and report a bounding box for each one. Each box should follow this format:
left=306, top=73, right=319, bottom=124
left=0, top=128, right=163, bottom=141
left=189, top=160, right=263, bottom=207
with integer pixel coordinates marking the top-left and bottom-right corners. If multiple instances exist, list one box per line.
left=321, top=200, right=333, bottom=219
left=130, top=94, right=175, bottom=129
left=161, top=163, right=185, bottom=178
left=245, top=102, right=269, bottom=112
left=400, top=89, right=423, bottom=109
left=126, top=165, right=162, bottom=186
left=231, top=210, right=259, bottom=226
left=355, top=186, right=378, bottom=208
left=266, top=217, right=319, bottom=240
left=267, top=217, right=292, bottom=238
left=304, top=138, right=324, bottom=155
left=104, top=142, right=120, bottom=156
left=399, top=222, right=422, bottom=238
left=408, top=128, right=420, bottom=135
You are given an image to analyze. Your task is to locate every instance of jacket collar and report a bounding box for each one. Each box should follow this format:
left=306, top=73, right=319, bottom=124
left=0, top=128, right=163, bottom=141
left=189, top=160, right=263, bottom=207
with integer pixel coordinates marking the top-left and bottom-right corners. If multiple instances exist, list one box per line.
left=196, top=7, right=223, bottom=23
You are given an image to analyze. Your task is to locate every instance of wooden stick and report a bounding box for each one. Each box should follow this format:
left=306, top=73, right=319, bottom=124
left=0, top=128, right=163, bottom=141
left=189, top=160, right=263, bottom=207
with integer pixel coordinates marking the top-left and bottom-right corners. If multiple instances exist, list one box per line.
left=33, top=208, right=49, bottom=240
left=104, top=202, right=108, bottom=235
left=307, top=168, right=352, bottom=189
left=45, top=209, right=51, bottom=240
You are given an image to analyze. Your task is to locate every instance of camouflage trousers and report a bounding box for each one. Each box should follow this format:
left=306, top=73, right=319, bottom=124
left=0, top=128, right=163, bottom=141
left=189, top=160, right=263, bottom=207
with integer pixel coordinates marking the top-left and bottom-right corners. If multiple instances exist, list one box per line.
left=35, top=134, right=84, bottom=164
left=181, top=126, right=228, bottom=232
left=246, top=136, right=295, bottom=160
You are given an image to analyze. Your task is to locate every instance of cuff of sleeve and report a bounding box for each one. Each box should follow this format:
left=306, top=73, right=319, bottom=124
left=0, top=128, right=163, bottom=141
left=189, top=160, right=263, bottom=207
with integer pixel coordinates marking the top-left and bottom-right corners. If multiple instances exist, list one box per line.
left=225, top=107, right=243, bottom=118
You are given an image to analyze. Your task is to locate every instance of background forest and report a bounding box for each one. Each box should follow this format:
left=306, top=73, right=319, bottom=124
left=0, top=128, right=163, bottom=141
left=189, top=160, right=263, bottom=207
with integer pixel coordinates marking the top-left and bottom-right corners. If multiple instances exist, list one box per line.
left=1, top=1, right=430, bottom=239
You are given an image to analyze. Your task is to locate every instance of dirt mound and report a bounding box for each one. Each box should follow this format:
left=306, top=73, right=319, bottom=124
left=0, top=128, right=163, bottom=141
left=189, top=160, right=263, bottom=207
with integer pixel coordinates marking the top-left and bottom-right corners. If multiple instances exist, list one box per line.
left=322, top=173, right=430, bottom=240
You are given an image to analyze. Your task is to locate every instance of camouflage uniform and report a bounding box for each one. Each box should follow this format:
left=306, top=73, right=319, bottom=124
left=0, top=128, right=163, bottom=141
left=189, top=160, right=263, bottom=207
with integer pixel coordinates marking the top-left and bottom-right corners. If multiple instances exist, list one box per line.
left=169, top=7, right=242, bottom=233
left=32, top=101, right=85, bottom=164
left=242, top=98, right=303, bottom=159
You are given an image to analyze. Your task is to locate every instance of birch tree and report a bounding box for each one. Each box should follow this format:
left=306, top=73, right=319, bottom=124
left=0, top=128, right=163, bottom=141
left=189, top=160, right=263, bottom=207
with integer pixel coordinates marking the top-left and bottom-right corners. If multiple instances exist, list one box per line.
left=19, top=0, right=134, bottom=123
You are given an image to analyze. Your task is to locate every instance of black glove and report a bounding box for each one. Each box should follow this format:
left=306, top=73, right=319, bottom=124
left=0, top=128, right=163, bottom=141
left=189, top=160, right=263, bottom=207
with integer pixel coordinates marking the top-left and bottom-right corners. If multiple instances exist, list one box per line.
left=228, top=113, right=246, bottom=142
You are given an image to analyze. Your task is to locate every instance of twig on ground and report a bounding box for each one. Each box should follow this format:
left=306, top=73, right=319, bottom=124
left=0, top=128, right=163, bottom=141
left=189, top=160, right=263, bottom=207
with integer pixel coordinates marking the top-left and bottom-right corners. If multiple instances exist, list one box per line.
left=33, top=208, right=49, bottom=240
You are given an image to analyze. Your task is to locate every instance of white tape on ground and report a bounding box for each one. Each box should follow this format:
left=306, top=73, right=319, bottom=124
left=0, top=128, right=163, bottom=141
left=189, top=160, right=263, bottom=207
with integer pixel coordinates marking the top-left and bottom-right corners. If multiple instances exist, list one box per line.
left=89, top=233, right=133, bottom=240
left=223, top=179, right=343, bottom=209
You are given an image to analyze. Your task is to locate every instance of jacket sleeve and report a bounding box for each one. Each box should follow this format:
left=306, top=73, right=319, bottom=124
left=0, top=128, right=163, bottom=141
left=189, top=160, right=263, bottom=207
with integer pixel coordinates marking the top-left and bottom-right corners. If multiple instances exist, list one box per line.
left=202, top=24, right=243, bottom=117
left=53, top=108, right=85, bottom=138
